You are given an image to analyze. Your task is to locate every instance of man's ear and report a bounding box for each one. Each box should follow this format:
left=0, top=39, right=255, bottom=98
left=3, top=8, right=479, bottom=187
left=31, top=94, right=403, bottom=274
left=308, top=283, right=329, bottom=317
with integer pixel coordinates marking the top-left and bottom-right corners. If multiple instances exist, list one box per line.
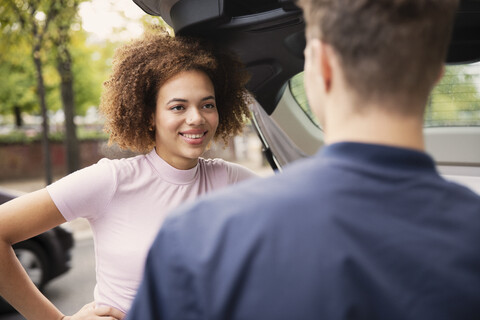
left=310, top=39, right=333, bottom=92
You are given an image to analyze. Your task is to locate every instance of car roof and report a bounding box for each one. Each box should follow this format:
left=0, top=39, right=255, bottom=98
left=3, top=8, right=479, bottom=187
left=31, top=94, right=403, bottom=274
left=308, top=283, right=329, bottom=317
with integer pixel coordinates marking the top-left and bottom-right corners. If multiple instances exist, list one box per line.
left=133, top=0, right=480, bottom=114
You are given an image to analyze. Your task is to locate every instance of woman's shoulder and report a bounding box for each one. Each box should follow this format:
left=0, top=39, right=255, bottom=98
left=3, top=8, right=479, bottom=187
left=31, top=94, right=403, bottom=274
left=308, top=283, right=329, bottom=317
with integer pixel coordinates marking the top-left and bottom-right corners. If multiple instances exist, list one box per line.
left=197, top=157, right=233, bottom=173
left=198, top=157, right=226, bottom=166
left=94, top=151, right=152, bottom=179
left=98, top=153, right=149, bottom=171
left=198, top=158, right=258, bottom=183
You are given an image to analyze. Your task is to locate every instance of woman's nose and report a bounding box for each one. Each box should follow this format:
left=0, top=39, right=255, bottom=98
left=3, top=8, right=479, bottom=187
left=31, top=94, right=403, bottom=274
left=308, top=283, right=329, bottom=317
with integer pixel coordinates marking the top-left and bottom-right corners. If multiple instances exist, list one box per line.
left=186, top=107, right=205, bottom=125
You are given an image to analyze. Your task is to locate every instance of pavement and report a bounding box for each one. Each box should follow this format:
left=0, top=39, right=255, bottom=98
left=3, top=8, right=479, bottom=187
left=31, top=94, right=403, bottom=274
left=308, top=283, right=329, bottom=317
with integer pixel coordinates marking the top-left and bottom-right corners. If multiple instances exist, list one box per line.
left=0, top=160, right=273, bottom=241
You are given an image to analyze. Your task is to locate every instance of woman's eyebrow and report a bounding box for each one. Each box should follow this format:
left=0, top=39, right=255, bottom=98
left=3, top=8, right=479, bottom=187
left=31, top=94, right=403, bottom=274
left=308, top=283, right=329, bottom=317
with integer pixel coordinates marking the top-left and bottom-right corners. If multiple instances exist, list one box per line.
left=201, top=95, right=216, bottom=101
left=166, top=96, right=215, bottom=105
left=166, top=98, right=188, bottom=105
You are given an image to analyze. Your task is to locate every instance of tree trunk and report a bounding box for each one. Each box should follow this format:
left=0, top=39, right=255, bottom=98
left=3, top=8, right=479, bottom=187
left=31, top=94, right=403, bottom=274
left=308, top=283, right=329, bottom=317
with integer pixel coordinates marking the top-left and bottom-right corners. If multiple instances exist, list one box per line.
left=13, top=106, right=23, bottom=128
left=57, top=41, right=80, bottom=173
left=33, top=44, right=52, bottom=185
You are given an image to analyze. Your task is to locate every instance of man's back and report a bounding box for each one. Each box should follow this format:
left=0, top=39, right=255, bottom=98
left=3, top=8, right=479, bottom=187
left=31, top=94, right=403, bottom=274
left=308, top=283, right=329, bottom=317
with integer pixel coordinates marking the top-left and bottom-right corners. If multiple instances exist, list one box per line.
left=128, top=142, right=480, bottom=320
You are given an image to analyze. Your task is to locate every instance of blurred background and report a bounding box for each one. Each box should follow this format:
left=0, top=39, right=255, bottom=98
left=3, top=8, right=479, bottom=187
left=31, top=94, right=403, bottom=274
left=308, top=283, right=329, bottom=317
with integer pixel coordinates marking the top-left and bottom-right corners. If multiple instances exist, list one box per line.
left=0, top=0, right=271, bottom=187
left=0, top=1, right=272, bottom=318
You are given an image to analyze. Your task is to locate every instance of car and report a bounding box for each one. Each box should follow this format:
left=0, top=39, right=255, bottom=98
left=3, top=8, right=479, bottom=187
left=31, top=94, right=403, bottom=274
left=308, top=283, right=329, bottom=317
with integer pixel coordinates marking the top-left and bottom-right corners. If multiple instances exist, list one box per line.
left=133, top=0, right=480, bottom=195
left=0, top=188, right=74, bottom=313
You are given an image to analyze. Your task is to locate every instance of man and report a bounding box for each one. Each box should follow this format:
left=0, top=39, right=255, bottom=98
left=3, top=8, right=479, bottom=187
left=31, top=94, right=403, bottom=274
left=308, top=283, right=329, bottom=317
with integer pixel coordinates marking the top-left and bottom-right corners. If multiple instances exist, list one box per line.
left=127, top=0, right=480, bottom=319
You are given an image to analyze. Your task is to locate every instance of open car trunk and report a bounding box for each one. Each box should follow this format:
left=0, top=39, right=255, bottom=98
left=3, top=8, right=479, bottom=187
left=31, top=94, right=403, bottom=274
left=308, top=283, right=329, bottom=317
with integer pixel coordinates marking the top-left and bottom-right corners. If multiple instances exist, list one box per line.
left=133, top=0, right=480, bottom=193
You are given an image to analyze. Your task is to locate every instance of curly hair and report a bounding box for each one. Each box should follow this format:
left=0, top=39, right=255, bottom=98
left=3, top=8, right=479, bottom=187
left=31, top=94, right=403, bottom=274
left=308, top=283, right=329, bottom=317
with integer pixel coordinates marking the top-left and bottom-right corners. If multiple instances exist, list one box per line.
left=100, top=28, right=251, bottom=153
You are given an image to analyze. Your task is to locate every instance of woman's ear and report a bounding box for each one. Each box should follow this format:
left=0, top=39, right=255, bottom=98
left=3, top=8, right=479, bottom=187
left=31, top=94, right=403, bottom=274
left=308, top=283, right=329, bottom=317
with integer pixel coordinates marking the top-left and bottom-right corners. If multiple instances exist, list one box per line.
left=149, top=114, right=155, bottom=132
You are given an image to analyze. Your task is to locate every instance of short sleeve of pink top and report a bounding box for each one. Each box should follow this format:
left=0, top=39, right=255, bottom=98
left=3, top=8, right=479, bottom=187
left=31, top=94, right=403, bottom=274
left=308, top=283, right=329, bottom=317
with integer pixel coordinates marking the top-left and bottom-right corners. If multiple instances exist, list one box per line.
left=46, top=149, right=257, bottom=313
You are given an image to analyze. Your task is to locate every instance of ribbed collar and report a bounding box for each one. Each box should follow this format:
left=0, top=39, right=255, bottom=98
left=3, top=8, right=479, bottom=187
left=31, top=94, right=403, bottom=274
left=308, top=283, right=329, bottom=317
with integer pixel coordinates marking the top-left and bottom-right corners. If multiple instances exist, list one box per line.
left=319, top=142, right=437, bottom=175
left=145, top=149, right=199, bottom=185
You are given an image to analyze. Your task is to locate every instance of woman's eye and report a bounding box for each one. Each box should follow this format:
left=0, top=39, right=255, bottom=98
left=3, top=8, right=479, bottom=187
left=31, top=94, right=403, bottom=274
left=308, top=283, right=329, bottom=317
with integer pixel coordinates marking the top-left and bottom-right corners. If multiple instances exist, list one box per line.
left=203, top=103, right=216, bottom=109
left=170, top=105, right=184, bottom=111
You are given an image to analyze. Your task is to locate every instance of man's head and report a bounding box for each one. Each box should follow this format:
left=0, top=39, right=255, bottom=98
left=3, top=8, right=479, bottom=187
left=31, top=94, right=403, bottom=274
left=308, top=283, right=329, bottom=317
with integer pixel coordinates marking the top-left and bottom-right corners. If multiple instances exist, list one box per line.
left=298, top=0, right=459, bottom=116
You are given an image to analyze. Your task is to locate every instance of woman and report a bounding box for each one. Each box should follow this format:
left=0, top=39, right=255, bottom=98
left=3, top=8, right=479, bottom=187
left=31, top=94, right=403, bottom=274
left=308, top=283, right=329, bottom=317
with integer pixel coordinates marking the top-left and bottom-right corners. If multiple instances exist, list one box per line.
left=0, top=30, right=257, bottom=320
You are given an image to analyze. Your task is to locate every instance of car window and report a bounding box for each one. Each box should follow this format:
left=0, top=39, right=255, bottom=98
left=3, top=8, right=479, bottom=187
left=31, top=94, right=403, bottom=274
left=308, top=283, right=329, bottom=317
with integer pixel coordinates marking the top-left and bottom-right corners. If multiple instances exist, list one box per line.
left=288, top=62, right=480, bottom=128
left=425, top=63, right=480, bottom=127
left=289, top=73, right=320, bottom=128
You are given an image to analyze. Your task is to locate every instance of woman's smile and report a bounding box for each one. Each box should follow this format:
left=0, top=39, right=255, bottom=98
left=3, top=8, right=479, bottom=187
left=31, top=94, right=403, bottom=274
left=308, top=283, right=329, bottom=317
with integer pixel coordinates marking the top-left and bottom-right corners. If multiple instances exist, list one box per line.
left=179, top=129, right=209, bottom=145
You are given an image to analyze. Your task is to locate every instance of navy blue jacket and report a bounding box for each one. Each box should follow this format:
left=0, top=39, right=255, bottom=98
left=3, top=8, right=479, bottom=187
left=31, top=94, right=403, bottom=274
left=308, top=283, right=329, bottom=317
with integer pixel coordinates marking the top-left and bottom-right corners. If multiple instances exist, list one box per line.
left=127, top=143, right=480, bottom=320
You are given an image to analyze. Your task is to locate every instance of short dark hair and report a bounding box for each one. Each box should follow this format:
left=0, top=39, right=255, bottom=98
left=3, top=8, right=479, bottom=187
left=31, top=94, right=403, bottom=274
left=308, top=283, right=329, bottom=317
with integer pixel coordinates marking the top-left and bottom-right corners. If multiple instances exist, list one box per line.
left=299, top=0, right=460, bottom=113
left=100, top=28, right=251, bottom=153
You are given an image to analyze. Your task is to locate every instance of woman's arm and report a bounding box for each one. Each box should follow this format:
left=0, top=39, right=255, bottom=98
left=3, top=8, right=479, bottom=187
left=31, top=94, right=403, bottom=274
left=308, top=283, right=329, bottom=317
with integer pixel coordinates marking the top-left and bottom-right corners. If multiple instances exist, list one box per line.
left=0, top=188, right=67, bottom=319
left=0, top=189, right=125, bottom=320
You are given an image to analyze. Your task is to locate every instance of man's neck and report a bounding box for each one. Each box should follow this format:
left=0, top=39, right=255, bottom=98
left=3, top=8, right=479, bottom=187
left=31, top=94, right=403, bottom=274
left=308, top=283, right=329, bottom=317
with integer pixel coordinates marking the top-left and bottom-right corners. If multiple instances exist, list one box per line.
left=324, top=106, right=425, bottom=151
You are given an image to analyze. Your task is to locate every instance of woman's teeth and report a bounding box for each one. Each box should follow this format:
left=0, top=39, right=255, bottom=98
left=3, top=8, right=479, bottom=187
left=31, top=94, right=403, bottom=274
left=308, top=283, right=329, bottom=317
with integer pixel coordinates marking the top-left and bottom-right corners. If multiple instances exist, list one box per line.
left=182, top=133, right=205, bottom=139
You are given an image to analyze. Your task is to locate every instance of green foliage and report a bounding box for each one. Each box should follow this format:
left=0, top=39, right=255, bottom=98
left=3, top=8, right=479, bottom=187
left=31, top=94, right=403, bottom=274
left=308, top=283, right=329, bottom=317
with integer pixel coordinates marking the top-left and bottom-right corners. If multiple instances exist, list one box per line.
left=44, top=63, right=62, bottom=111
left=0, top=126, right=108, bottom=144
left=0, top=46, right=37, bottom=114
left=70, top=29, right=117, bottom=115
left=0, top=6, right=37, bottom=115
left=0, top=0, right=119, bottom=119
left=426, top=65, right=480, bottom=126
left=140, top=15, right=173, bottom=34
left=1, top=0, right=60, bottom=116
left=0, top=130, right=37, bottom=144
left=0, top=0, right=171, bottom=125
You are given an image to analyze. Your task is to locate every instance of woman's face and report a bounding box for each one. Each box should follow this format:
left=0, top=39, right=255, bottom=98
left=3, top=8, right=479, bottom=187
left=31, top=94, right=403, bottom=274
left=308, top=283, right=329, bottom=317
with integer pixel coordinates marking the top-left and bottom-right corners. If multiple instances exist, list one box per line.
left=153, top=70, right=219, bottom=170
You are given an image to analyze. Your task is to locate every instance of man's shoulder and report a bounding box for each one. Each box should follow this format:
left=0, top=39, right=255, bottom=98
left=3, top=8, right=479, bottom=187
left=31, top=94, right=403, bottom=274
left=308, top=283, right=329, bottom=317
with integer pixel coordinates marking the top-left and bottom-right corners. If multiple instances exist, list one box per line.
left=441, top=178, right=480, bottom=213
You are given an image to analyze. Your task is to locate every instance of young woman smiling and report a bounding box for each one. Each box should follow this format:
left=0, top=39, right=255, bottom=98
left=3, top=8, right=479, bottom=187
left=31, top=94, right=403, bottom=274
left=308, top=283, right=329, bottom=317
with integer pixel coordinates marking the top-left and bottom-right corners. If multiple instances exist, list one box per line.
left=154, top=69, right=219, bottom=169
left=0, top=29, right=257, bottom=320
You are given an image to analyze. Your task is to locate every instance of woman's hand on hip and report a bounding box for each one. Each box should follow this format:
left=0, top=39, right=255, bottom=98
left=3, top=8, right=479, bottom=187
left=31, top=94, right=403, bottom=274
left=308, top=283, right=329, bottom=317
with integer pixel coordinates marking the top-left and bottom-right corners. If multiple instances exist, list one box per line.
left=62, top=302, right=125, bottom=320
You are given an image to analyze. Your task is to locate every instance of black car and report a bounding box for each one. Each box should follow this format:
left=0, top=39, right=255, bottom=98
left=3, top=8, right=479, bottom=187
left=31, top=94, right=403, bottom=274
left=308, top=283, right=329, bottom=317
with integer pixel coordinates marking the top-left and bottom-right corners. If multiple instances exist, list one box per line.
left=0, top=189, right=74, bottom=313
left=133, top=0, right=480, bottom=192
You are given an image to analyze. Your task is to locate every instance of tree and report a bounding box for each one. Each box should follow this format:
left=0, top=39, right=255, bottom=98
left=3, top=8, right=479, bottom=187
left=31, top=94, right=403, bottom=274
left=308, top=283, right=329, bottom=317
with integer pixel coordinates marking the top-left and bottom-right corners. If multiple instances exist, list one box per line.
left=50, top=0, right=83, bottom=173
left=4, top=0, right=63, bottom=185
left=0, top=42, right=37, bottom=127
left=0, top=5, right=118, bottom=126
left=0, top=5, right=37, bottom=126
